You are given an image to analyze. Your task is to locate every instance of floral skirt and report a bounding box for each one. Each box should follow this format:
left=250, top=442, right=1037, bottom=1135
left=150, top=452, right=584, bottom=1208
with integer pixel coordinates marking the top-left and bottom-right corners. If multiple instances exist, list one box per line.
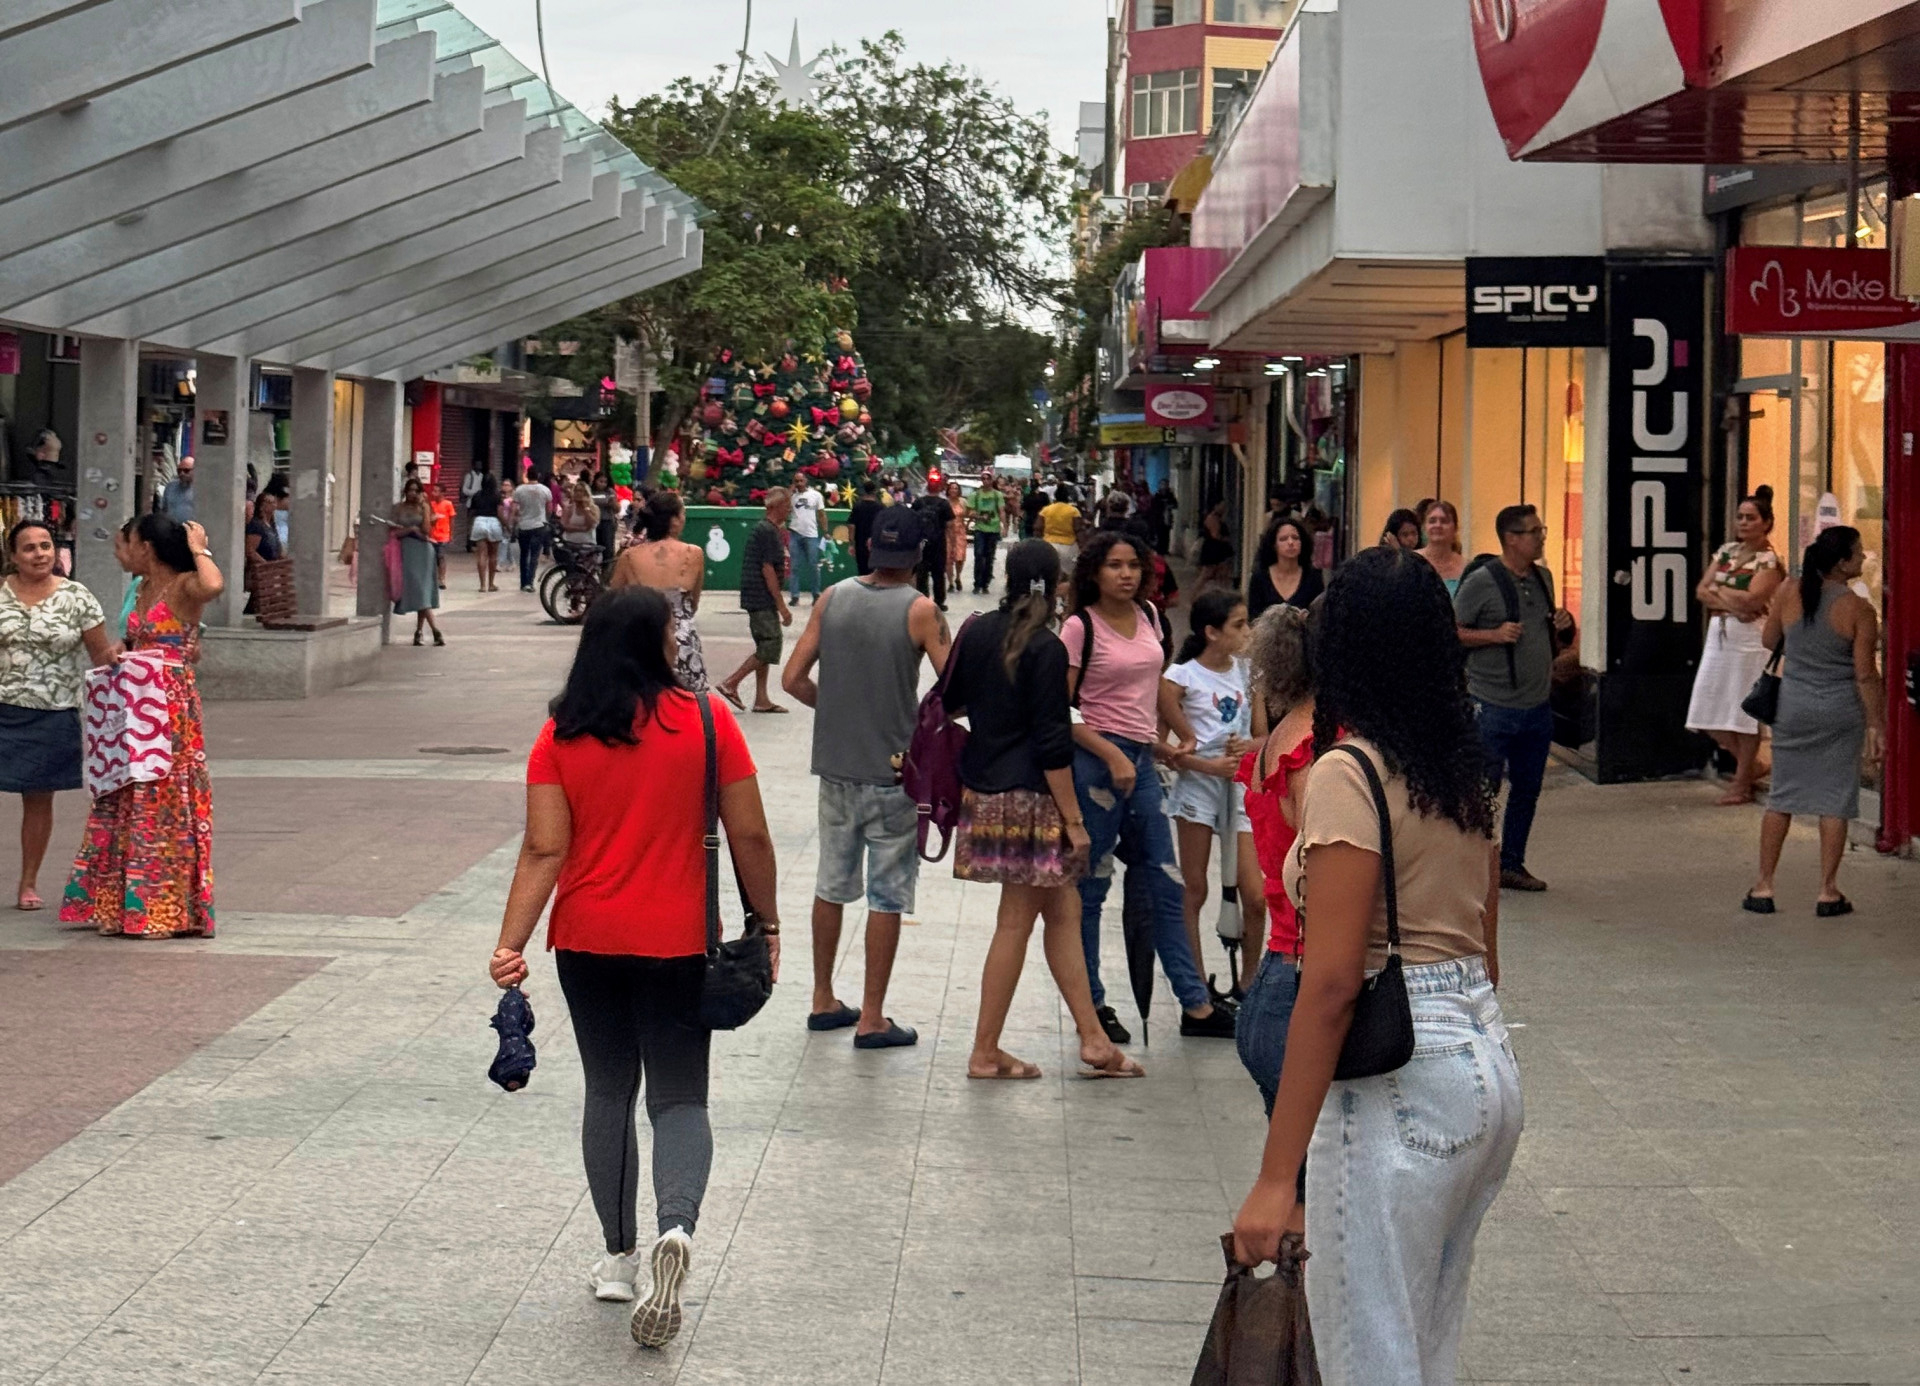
left=953, top=788, right=1085, bottom=888
left=59, top=669, right=215, bottom=938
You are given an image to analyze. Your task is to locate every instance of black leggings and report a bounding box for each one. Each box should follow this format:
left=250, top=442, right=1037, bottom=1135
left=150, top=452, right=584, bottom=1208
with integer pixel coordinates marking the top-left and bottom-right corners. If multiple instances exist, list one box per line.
left=555, top=951, right=712, bottom=1254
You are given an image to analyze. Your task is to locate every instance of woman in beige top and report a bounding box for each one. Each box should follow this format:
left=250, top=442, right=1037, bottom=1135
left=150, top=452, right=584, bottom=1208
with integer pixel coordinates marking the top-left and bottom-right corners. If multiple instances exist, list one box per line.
left=1231, top=545, right=1523, bottom=1386
left=609, top=491, right=709, bottom=691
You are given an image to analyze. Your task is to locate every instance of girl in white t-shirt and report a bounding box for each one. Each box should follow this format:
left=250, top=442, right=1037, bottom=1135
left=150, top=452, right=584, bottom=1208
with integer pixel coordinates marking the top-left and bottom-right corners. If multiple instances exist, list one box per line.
left=1160, top=588, right=1265, bottom=996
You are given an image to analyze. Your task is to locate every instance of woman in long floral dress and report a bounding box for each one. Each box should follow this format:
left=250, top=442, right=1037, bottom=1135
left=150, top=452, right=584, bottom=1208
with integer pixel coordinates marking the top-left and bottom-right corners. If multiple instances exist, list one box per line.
left=61, top=514, right=224, bottom=939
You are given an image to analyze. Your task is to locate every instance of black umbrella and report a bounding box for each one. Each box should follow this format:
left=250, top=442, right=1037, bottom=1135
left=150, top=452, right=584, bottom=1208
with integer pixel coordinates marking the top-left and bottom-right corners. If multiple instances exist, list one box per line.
left=488, top=985, right=537, bottom=1091
left=1116, top=834, right=1156, bottom=1047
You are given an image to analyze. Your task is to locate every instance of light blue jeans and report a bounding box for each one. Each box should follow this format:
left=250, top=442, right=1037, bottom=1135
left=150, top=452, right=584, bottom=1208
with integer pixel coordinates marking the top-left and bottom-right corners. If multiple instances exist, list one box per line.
left=788, top=531, right=823, bottom=601
left=1304, top=955, right=1523, bottom=1386
left=1072, top=737, right=1210, bottom=1013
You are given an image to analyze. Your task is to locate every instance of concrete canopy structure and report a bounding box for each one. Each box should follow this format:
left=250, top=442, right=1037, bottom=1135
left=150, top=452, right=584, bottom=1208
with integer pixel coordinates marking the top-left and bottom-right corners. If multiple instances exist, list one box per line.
left=0, top=0, right=702, bottom=676
left=0, top=0, right=703, bottom=377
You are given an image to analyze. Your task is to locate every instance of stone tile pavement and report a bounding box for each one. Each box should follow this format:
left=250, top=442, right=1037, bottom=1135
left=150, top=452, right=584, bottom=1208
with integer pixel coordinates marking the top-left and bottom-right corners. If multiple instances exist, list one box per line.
left=1, top=579, right=1917, bottom=1383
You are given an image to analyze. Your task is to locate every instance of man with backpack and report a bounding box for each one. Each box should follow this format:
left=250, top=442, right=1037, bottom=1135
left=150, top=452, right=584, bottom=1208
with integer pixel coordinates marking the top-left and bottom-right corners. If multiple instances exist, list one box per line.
left=783, top=506, right=950, bottom=1048
left=1455, top=503, right=1574, bottom=892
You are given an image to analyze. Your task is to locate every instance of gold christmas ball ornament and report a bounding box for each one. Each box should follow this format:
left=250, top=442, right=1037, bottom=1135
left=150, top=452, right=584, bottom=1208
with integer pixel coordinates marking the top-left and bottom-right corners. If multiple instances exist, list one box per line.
left=838, top=397, right=858, bottom=421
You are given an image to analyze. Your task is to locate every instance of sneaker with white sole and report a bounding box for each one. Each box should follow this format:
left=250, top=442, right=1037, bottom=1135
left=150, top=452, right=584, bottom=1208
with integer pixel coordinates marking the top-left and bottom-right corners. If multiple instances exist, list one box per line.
left=589, top=1251, right=640, bottom=1302
left=630, top=1227, right=692, bottom=1348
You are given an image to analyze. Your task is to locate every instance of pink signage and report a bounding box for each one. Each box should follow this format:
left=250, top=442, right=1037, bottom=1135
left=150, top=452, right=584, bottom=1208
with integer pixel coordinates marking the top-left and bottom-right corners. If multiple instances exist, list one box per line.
left=0, top=331, right=18, bottom=375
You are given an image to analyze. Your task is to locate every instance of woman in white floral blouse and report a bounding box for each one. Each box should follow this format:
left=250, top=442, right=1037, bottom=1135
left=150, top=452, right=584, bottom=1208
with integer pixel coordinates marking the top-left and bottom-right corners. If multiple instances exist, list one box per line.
left=0, top=520, right=117, bottom=910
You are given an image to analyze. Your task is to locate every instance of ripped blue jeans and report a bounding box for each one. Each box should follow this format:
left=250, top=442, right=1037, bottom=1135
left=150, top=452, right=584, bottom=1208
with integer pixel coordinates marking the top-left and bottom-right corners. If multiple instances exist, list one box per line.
left=1072, top=737, right=1209, bottom=1013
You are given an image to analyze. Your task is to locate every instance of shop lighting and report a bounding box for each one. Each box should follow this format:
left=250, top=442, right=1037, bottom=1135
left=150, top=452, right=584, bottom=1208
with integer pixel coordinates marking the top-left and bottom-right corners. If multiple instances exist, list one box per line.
left=1307, top=369, right=1328, bottom=377
left=1281, top=355, right=1303, bottom=361
left=1264, top=363, right=1286, bottom=376
left=1193, top=356, right=1220, bottom=370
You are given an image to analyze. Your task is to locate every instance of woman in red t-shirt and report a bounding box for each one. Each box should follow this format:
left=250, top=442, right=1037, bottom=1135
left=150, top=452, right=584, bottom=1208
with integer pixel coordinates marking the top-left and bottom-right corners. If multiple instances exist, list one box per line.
left=489, top=587, right=780, bottom=1349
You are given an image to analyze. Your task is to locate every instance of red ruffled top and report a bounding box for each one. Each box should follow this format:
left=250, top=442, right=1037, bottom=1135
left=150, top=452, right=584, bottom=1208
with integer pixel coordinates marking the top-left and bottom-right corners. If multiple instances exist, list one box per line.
left=1236, top=732, right=1316, bottom=955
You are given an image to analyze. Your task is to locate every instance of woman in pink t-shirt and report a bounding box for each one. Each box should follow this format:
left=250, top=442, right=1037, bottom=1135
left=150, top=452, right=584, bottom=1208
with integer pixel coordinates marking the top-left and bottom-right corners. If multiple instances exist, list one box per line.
left=1064, top=531, right=1234, bottom=1044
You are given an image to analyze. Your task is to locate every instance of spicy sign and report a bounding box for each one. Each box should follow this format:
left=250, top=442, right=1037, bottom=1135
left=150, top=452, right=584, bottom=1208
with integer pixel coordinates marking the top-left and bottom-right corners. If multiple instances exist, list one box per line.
left=1725, top=246, right=1920, bottom=337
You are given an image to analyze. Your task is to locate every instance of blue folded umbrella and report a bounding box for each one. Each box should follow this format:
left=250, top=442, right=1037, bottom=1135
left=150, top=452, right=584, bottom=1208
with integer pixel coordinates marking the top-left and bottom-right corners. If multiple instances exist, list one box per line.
left=488, top=985, right=537, bottom=1091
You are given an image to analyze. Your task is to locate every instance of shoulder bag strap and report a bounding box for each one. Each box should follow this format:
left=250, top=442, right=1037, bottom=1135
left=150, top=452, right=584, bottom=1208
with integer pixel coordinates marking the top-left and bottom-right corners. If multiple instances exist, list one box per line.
left=1328, top=743, right=1400, bottom=958
left=1072, top=611, right=1094, bottom=708
left=697, top=693, right=722, bottom=957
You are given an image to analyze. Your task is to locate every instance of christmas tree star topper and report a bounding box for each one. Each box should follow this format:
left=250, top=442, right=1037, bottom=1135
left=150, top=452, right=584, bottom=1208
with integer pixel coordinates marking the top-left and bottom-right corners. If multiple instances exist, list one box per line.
left=765, top=22, right=826, bottom=108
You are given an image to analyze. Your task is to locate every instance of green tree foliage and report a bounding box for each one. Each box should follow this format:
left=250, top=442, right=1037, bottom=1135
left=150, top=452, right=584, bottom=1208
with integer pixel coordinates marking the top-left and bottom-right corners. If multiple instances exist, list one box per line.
left=821, top=35, right=1072, bottom=460
left=1053, top=205, right=1187, bottom=452
left=529, top=72, right=872, bottom=449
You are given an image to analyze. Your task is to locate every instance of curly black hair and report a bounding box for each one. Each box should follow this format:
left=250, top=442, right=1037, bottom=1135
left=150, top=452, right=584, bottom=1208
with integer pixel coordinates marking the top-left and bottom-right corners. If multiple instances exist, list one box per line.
left=1254, top=514, right=1309, bottom=570
left=1312, top=545, right=1494, bottom=837
left=1068, top=529, right=1147, bottom=617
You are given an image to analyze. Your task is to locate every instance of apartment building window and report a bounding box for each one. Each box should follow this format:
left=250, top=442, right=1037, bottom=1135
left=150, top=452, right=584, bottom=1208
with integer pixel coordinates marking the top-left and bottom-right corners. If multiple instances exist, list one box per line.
left=1132, top=69, right=1201, bottom=138
left=1211, top=67, right=1260, bottom=126
left=1135, top=0, right=1202, bottom=30
left=1214, top=0, right=1290, bottom=25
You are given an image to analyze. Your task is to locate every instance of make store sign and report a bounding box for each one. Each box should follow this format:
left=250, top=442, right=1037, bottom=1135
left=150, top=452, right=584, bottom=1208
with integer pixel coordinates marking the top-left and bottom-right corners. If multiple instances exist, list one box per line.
left=1724, top=246, right=1920, bottom=337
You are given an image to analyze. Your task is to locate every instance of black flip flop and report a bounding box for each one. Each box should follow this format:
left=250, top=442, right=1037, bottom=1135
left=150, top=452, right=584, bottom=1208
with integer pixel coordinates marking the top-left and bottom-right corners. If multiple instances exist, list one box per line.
left=853, top=1020, right=918, bottom=1049
left=1815, top=895, right=1854, bottom=918
left=1741, top=893, right=1776, bottom=914
left=806, top=1003, right=860, bottom=1032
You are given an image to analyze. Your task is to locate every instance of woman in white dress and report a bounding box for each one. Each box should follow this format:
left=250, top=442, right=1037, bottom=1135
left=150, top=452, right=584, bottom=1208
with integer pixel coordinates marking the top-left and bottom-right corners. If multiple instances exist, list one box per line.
left=1685, top=487, right=1783, bottom=805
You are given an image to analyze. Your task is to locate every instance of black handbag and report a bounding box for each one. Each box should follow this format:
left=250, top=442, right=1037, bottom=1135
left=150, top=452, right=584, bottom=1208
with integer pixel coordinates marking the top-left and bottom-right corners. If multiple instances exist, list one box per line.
left=694, top=694, right=774, bottom=1031
left=1296, top=744, right=1415, bottom=1081
left=1741, top=643, right=1784, bottom=726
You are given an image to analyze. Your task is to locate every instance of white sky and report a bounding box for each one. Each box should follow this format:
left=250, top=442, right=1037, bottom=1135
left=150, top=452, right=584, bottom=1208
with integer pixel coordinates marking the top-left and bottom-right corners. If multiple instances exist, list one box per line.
left=453, top=1, right=1111, bottom=160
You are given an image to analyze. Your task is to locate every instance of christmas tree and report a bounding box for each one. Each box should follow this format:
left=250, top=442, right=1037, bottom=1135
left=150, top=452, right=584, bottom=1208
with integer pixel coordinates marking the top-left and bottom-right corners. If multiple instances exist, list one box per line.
left=681, top=329, right=879, bottom=504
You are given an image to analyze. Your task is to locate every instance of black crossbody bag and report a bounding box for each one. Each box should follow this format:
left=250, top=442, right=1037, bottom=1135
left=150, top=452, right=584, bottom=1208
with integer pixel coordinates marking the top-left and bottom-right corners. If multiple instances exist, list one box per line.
left=1741, top=642, right=1785, bottom=726
left=1296, top=744, right=1415, bottom=1080
left=694, top=694, right=774, bottom=1031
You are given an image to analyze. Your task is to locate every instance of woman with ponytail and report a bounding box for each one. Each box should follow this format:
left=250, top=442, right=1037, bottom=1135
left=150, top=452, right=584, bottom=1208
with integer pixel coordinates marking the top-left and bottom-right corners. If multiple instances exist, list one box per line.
left=942, top=540, right=1141, bottom=1079
left=1745, top=525, right=1885, bottom=916
left=1161, top=588, right=1264, bottom=996
left=1686, top=488, right=1783, bottom=804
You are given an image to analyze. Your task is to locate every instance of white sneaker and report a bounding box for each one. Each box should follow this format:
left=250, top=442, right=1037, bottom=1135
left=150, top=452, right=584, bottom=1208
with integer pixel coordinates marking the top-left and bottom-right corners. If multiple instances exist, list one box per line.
left=589, top=1251, right=640, bottom=1302
left=630, top=1227, right=692, bottom=1348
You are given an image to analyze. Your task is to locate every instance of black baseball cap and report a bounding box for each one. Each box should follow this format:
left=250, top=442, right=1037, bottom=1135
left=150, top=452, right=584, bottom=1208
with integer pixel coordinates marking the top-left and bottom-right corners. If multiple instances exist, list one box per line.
left=869, top=504, right=925, bottom=569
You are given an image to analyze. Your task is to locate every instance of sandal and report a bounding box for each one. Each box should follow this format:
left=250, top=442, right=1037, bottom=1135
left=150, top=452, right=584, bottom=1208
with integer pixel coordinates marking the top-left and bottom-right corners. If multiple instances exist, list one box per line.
left=967, top=1053, right=1042, bottom=1081
left=1716, top=789, right=1755, bottom=807
left=15, top=888, right=43, bottom=912
left=1741, top=893, right=1776, bottom=915
left=751, top=703, right=789, bottom=714
left=1815, top=895, right=1854, bottom=918
left=1078, top=1047, right=1146, bottom=1080
left=715, top=685, right=745, bottom=712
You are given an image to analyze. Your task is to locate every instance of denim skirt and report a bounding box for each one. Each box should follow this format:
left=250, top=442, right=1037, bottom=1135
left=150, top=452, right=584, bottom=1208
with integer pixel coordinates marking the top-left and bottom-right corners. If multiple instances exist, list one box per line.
left=0, top=703, right=83, bottom=794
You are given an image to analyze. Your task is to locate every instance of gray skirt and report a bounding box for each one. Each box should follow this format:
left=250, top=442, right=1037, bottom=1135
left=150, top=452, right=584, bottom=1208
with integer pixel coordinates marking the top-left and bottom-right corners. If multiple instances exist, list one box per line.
left=1767, top=680, right=1865, bottom=820
left=396, top=534, right=440, bottom=614
left=0, top=703, right=82, bottom=794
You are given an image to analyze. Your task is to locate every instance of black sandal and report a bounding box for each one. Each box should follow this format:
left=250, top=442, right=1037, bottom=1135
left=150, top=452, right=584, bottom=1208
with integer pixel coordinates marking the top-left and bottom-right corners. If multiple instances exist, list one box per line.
left=1815, top=895, right=1854, bottom=918
left=1740, top=893, right=1775, bottom=914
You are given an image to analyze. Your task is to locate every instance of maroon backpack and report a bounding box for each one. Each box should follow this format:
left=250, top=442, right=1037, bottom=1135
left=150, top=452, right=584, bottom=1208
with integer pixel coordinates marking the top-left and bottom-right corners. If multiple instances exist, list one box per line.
left=901, top=615, right=976, bottom=862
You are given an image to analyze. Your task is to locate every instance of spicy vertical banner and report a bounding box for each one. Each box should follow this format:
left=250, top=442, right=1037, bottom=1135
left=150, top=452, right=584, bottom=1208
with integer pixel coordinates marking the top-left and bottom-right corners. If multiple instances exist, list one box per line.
left=1599, top=258, right=1710, bottom=783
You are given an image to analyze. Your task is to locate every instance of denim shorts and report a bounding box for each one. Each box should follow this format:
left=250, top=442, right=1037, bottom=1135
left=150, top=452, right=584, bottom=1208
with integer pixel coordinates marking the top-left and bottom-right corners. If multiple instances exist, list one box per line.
left=815, top=777, right=920, bottom=914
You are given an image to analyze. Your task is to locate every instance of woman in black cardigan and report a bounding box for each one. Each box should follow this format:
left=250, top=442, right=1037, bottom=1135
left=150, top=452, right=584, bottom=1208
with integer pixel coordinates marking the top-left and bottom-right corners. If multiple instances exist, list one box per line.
left=944, top=540, right=1142, bottom=1081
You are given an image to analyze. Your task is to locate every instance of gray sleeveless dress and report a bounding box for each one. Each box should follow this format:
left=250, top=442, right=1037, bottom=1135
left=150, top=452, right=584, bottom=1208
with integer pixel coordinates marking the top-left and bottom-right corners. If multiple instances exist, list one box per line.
left=1767, top=584, right=1866, bottom=819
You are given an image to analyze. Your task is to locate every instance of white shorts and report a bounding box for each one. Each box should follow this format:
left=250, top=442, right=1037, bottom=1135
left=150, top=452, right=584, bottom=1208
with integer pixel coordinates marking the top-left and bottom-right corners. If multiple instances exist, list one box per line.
left=1166, top=771, right=1250, bottom=835
left=469, top=517, right=504, bottom=544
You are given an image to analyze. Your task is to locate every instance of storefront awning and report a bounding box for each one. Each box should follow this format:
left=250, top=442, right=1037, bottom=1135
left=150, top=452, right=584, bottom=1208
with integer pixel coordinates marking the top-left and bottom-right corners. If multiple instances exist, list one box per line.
left=1475, top=0, right=1920, bottom=163
left=0, top=0, right=702, bottom=380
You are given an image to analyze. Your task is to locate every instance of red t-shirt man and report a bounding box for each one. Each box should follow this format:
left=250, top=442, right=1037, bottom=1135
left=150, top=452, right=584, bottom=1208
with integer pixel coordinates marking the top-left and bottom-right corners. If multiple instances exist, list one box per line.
left=526, top=692, right=756, bottom=956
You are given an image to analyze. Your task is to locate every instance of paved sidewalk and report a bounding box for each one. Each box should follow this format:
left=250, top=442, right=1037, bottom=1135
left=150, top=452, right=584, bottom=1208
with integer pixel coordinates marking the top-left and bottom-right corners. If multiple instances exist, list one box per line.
left=1, top=582, right=1917, bottom=1384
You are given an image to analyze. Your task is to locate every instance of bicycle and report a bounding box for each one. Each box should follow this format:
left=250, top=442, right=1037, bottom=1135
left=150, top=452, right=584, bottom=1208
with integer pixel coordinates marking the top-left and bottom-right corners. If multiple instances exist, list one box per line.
left=539, top=539, right=604, bottom=624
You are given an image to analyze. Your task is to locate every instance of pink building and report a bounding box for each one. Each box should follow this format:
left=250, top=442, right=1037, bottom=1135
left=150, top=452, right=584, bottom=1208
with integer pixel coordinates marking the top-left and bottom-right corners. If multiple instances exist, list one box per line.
left=1120, top=0, right=1294, bottom=197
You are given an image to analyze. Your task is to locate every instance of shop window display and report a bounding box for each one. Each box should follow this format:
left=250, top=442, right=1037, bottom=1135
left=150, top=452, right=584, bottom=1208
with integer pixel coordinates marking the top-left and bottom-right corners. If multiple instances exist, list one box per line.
left=1736, top=183, right=1889, bottom=620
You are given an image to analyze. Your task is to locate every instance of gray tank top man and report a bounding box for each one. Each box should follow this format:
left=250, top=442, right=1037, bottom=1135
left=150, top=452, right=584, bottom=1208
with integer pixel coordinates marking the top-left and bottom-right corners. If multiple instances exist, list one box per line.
left=811, top=576, right=925, bottom=785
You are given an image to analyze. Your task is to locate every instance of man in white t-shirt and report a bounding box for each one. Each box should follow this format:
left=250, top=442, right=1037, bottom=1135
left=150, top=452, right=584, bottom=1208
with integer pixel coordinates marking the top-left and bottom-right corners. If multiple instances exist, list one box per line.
left=510, top=470, right=552, bottom=591
left=787, top=472, right=827, bottom=604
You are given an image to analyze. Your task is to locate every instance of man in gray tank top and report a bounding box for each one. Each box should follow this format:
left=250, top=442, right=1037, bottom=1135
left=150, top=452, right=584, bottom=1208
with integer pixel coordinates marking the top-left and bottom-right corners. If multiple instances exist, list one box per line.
left=783, top=506, right=950, bottom=1048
